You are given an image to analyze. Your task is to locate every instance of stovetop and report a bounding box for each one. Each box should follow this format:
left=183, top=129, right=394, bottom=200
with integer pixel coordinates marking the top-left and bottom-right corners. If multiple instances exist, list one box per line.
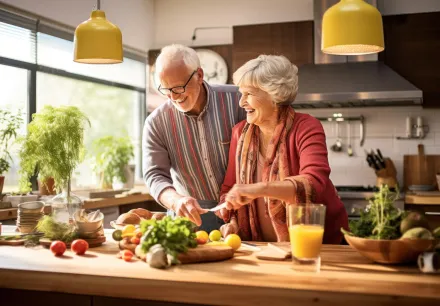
left=335, top=186, right=377, bottom=192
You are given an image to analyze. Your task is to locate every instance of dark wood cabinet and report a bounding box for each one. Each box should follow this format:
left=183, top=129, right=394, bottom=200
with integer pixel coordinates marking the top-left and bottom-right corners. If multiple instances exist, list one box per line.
left=379, top=12, right=440, bottom=108
left=232, top=21, right=314, bottom=72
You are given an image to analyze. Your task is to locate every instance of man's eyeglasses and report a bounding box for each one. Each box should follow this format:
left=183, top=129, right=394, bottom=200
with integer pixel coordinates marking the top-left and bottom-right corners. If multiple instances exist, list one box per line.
left=158, top=70, right=197, bottom=96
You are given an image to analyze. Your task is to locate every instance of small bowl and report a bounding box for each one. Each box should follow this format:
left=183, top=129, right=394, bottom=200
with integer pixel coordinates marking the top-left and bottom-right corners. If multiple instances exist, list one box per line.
left=73, top=210, right=104, bottom=233
left=344, top=235, right=438, bottom=264
left=17, top=201, right=45, bottom=214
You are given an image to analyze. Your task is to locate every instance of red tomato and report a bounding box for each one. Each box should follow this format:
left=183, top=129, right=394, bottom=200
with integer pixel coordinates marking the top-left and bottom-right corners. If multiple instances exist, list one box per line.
left=134, top=229, right=142, bottom=238
left=50, top=241, right=66, bottom=256
left=121, top=250, right=133, bottom=262
left=130, top=236, right=140, bottom=245
left=71, top=239, right=89, bottom=255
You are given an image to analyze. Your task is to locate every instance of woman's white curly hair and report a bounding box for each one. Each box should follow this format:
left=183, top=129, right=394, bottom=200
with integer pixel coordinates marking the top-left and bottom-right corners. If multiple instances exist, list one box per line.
left=233, top=55, right=299, bottom=105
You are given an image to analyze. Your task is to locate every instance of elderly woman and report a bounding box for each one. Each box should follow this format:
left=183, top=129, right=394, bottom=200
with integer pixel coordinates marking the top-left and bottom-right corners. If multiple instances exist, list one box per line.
left=216, top=55, right=348, bottom=244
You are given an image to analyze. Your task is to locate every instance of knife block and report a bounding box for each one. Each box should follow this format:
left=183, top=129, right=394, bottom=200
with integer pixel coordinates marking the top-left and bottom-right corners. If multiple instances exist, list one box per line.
left=375, top=158, right=398, bottom=189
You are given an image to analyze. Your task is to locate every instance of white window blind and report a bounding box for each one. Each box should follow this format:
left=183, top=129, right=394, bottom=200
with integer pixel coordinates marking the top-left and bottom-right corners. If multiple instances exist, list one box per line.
left=0, top=10, right=36, bottom=63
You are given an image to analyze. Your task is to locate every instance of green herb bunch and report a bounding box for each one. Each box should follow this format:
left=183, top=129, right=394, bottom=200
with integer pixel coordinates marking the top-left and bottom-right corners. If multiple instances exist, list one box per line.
left=343, top=185, right=405, bottom=240
left=140, top=216, right=198, bottom=263
left=0, top=109, right=23, bottom=175
left=18, top=105, right=90, bottom=194
left=90, top=135, right=134, bottom=188
left=36, top=215, right=79, bottom=243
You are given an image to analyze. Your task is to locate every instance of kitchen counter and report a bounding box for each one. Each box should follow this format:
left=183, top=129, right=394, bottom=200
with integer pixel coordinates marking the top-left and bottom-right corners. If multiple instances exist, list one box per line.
left=405, top=192, right=440, bottom=205
left=0, top=193, right=155, bottom=221
left=0, top=227, right=439, bottom=306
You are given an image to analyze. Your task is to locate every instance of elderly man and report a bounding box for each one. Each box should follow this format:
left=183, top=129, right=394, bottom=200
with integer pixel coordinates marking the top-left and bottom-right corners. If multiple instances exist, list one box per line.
left=142, top=44, right=245, bottom=232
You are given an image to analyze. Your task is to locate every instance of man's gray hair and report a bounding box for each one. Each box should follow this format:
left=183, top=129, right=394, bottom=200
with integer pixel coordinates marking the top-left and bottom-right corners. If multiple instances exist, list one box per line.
left=233, top=55, right=299, bottom=105
left=155, top=44, right=201, bottom=74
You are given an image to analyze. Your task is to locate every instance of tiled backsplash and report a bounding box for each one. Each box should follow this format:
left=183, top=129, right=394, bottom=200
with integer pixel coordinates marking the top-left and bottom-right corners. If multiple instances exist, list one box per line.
left=302, top=106, right=440, bottom=187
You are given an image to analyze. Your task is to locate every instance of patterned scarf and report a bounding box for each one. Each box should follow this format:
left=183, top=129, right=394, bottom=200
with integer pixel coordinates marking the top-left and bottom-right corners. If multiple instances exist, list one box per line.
left=235, top=106, right=295, bottom=241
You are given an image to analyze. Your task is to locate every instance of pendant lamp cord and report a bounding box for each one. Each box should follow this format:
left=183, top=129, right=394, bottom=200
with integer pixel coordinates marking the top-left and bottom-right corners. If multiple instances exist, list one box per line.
left=97, top=0, right=101, bottom=10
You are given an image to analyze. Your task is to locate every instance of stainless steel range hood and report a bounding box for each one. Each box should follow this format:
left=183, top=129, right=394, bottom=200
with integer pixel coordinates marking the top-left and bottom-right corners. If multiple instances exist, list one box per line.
left=293, top=0, right=423, bottom=109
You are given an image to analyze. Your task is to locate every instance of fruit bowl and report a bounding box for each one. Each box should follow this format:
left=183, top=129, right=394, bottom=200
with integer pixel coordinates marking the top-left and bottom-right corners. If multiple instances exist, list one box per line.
left=344, top=235, right=439, bottom=264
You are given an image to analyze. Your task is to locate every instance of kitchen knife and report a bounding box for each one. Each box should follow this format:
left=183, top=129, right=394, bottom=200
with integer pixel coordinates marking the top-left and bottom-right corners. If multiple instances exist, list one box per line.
left=376, top=149, right=386, bottom=168
left=366, top=150, right=380, bottom=170
left=370, top=150, right=383, bottom=170
left=209, top=202, right=227, bottom=212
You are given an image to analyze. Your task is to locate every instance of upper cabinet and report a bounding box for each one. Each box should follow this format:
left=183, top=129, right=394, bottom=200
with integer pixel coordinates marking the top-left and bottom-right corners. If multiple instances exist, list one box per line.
left=232, top=21, right=314, bottom=72
left=379, top=12, right=440, bottom=108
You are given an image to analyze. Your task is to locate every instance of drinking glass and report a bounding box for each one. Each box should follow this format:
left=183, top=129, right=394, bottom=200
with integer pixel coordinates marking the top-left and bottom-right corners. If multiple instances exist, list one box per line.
left=288, top=203, right=326, bottom=273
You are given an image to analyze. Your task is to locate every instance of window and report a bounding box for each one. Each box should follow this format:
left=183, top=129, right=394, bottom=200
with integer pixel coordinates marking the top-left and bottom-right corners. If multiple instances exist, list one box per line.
left=37, top=72, right=143, bottom=188
left=0, top=7, right=147, bottom=192
left=0, top=64, right=29, bottom=192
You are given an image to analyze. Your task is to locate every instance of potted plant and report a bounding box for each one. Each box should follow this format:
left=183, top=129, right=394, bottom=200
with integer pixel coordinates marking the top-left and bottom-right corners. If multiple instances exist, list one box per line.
left=90, top=135, right=134, bottom=190
left=19, top=105, right=90, bottom=221
left=0, top=109, right=23, bottom=194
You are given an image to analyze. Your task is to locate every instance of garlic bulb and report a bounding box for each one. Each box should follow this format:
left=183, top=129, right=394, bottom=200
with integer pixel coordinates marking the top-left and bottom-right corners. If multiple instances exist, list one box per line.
left=146, top=244, right=171, bottom=269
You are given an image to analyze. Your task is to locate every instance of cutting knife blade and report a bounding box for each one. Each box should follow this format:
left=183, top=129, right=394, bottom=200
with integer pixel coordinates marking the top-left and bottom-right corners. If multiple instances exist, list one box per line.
left=209, top=202, right=227, bottom=212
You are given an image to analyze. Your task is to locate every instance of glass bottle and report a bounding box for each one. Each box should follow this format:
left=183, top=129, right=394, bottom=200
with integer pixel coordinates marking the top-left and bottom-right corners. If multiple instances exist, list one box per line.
left=50, top=179, right=83, bottom=224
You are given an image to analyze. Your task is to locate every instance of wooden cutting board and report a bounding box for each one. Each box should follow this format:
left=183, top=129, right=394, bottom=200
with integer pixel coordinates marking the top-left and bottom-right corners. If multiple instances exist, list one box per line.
left=404, top=144, right=440, bottom=190
left=256, top=242, right=292, bottom=261
left=39, top=236, right=106, bottom=248
left=0, top=239, right=25, bottom=246
left=177, top=245, right=234, bottom=264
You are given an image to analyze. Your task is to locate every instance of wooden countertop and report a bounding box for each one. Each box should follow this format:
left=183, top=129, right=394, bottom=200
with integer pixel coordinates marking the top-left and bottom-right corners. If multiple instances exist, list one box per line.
left=0, top=193, right=155, bottom=221
left=405, top=191, right=440, bottom=205
left=0, top=229, right=439, bottom=305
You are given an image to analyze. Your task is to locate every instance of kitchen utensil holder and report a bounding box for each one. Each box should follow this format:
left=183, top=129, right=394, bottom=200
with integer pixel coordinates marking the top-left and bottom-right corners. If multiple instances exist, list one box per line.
left=375, top=158, right=398, bottom=189
left=317, top=115, right=365, bottom=147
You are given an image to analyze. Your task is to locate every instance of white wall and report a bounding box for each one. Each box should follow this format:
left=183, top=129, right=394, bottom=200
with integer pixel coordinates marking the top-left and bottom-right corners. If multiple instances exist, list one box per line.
left=304, top=106, right=440, bottom=187
left=0, top=0, right=154, bottom=52
left=379, top=0, right=440, bottom=15
left=153, top=0, right=313, bottom=48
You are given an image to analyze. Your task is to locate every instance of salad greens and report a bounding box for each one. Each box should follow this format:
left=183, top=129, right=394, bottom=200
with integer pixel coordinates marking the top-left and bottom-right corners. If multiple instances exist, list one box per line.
left=342, top=185, right=406, bottom=240
left=140, top=216, right=198, bottom=263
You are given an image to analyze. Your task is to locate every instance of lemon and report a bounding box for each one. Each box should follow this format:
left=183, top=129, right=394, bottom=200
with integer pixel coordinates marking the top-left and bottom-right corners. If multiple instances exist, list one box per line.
left=224, top=234, right=241, bottom=251
left=122, top=224, right=136, bottom=235
left=209, top=230, right=222, bottom=241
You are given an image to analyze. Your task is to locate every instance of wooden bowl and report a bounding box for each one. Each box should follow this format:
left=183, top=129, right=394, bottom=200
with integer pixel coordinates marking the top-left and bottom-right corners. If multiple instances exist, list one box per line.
left=344, top=235, right=438, bottom=264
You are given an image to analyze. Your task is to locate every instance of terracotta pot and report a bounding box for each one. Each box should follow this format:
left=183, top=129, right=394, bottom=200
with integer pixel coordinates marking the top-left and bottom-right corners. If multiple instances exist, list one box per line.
left=0, top=175, right=4, bottom=194
left=38, top=177, right=56, bottom=195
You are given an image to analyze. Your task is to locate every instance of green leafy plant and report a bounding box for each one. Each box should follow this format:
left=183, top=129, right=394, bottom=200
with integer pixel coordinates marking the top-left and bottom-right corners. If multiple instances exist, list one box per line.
left=342, top=184, right=406, bottom=240
left=0, top=109, right=23, bottom=175
left=90, top=135, right=134, bottom=189
left=140, top=216, right=198, bottom=264
left=18, top=105, right=90, bottom=197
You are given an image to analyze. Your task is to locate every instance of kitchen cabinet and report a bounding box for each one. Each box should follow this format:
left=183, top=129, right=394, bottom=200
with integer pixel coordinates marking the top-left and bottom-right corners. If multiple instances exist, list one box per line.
left=379, top=12, right=440, bottom=108
left=232, top=21, right=314, bottom=72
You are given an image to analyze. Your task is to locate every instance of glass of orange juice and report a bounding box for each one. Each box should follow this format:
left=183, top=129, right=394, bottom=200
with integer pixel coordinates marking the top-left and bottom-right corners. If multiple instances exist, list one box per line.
left=288, top=203, right=326, bottom=273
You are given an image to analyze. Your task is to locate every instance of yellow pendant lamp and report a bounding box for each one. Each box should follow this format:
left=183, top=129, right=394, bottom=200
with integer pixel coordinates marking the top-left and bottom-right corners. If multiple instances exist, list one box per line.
left=322, top=0, right=384, bottom=55
left=74, top=0, right=123, bottom=64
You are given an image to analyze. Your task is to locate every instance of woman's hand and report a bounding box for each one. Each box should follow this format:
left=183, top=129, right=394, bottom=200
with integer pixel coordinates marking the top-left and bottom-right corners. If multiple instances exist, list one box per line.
left=220, top=218, right=239, bottom=237
left=225, top=183, right=266, bottom=210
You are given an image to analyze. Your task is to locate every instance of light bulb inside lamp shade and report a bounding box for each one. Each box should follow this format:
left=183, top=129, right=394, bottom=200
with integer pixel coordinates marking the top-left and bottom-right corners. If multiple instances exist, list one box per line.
left=74, top=10, right=123, bottom=64
left=321, top=0, right=384, bottom=56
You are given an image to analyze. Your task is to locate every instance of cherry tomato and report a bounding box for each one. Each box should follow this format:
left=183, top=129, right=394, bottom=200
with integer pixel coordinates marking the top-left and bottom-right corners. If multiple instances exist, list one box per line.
left=134, top=229, right=142, bottom=238
left=121, top=249, right=133, bottom=262
left=50, top=240, right=66, bottom=256
left=130, top=236, right=140, bottom=245
left=71, top=239, right=89, bottom=255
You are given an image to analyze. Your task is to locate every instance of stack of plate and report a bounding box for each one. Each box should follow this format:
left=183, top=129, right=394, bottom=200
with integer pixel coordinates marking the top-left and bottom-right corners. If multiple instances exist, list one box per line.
left=16, top=201, right=45, bottom=233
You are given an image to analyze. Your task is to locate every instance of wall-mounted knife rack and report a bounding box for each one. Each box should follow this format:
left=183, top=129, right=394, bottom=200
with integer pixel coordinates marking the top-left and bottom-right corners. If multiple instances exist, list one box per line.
left=316, top=115, right=365, bottom=147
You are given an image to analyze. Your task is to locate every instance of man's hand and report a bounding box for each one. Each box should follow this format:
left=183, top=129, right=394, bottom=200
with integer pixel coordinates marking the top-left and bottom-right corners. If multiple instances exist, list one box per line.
left=220, top=217, right=239, bottom=237
left=171, top=196, right=208, bottom=226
